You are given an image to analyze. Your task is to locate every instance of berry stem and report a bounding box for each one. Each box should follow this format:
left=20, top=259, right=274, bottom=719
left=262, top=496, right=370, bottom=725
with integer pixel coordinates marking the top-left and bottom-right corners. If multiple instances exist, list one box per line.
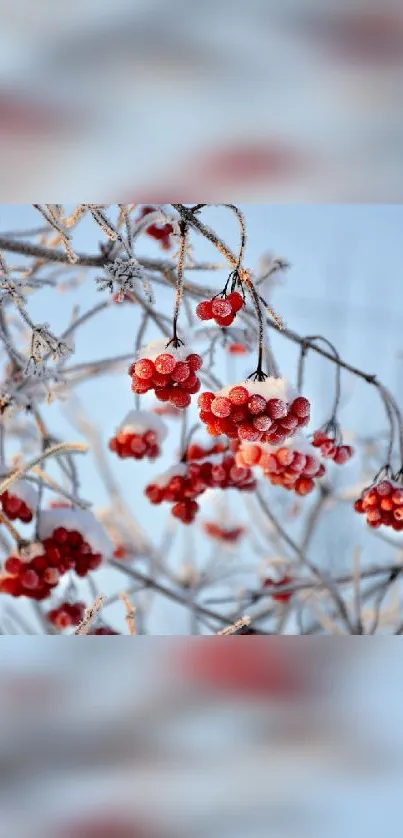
left=0, top=511, right=25, bottom=547
left=297, top=336, right=341, bottom=418
left=169, top=219, right=187, bottom=348
left=243, top=273, right=268, bottom=379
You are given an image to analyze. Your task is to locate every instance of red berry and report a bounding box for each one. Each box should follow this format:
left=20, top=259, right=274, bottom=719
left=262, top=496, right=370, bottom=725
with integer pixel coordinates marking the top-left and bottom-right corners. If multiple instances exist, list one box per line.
left=131, top=378, right=151, bottom=394
left=19, top=505, right=33, bottom=523
left=228, top=343, right=247, bottom=354
left=295, top=477, right=314, bottom=496
left=4, top=556, right=23, bottom=575
left=229, top=386, right=249, bottom=406
left=154, top=386, right=171, bottom=402
left=240, top=445, right=261, bottom=466
left=312, top=431, right=329, bottom=447
left=198, top=391, right=215, bottom=410
left=321, top=442, right=336, bottom=458
left=171, top=361, right=190, bottom=383
left=155, top=353, right=176, bottom=374
left=376, top=480, right=392, bottom=497
left=276, top=448, right=294, bottom=467
left=68, top=530, right=83, bottom=548
left=21, top=569, right=40, bottom=590
left=196, top=300, right=213, bottom=320
left=289, top=452, right=307, bottom=472
left=211, top=298, right=232, bottom=318
left=134, top=358, right=155, bottom=380
left=170, top=390, right=191, bottom=409
left=394, top=508, right=403, bottom=521
left=267, top=399, right=288, bottom=420
left=362, top=490, right=378, bottom=508
left=43, top=567, right=60, bottom=586
left=152, top=371, right=171, bottom=387
left=227, top=291, right=244, bottom=312
left=53, top=527, right=69, bottom=544
left=44, top=544, right=61, bottom=564
left=291, top=397, right=310, bottom=418
left=304, top=455, right=321, bottom=476
left=279, top=415, right=299, bottom=432
left=392, top=490, right=403, bottom=505
left=334, top=446, right=353, bottom=465
left=252, top=415, right=272, bottom=432
left=186, top=353, right=203, bottom=371
left=367, top=508, right=382, bottom=523
left=247, top=394, right=267, bottom=415
left=211, top=396, right=232, bottom=418
left=215, top=313, right=235, bottom=327
left=238, top=424, right=260, bottom=442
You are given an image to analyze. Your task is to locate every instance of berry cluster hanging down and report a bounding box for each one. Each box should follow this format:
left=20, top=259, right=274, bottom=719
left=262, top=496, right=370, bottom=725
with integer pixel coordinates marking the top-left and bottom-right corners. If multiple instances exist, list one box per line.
left=130, top=341, right=203, bottom=409
left=138, top=206, right=174, bottom=250
left=312, top=430, right=353, bottom=464
left=0, top=508, right=111, bottom=599
left=0, top=480, right=37, bottom=523
left=354, top=479, right=403, bottom=530
left=198, top=378, right=310, bottom=444
left=234, top=437, right=325, bottom=495
left=47, top=600, right=85, bottom=629
left=196, top=292, right=244, bottom=327
left=145, top=453, right=256, bottom=524
left=109, top=410, right=167, bottom=461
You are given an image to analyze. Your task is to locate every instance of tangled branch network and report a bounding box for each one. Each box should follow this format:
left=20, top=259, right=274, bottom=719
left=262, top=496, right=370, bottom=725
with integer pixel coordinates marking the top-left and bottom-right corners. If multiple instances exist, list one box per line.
left=0, top=203, right=402, bottom=635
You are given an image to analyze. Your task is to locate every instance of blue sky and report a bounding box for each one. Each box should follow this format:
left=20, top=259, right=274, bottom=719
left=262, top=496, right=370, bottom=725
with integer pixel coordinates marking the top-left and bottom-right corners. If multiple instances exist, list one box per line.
left=1, top=204, right=403, bottom=633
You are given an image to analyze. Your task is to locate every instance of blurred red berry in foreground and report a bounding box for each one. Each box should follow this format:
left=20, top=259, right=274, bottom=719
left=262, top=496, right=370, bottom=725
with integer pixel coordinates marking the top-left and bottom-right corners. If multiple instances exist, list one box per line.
left=56, top=815, right=161, bottom=838
left=176, top=639, right=309, bottom=697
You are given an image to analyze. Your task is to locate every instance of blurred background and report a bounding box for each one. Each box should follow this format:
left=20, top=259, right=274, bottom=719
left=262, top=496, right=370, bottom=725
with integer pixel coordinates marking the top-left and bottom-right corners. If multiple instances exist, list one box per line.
left=0, top=1, right=402, bottom=199
left=1, top=640, right=403, bottom=838
left=1, top=203, right=403, bottom=636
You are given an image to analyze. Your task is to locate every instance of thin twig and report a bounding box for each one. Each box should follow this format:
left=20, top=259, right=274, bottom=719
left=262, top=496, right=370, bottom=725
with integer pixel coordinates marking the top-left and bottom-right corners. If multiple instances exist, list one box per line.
left=74, top=595, right=104, bottom=635
left=119, top=592, right=136, bottom=635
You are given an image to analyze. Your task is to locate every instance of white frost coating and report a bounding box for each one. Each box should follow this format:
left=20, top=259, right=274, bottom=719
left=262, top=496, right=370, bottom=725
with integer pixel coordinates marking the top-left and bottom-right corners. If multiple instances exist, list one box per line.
left=38, top=508, right=112, bottom=557
left=149, top=463, right=188, bottom=488
left=216, top=376, right=297, bottom=403
left=5, top=479, right=38, bottom=508
left=240, top=434, right=319, bottom=458
left=137, top=338, right=194, bottom=364
left=117, top=410, right=168, bottom=441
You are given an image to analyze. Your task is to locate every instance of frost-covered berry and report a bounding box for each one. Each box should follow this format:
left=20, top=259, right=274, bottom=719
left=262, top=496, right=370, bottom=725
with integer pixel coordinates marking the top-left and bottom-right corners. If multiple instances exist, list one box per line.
left=129, top=341, right=203, bottom=410
left=198, top=378, right=309, bottom=445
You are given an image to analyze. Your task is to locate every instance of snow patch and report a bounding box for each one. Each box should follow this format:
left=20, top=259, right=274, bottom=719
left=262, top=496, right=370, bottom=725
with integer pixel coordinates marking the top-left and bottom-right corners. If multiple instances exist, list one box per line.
left=118, top=409, right=167, bottom=440
left=217, top=376, right=296, bottom=403
left=38, top=508, right=112, bottom=557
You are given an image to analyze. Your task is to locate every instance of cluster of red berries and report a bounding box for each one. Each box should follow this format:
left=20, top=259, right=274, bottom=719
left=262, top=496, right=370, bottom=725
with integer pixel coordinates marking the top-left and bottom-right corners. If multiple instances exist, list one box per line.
left=145, top=454, right=256, bottom=524
left=130, top=351, right=202, bottom=409
left=88, top=626, right=120, bottom=635
left=312, top=431, right=353, bottom=464
left=202, top=521, right=245, bottom=542
left=109, top=428, right=160, bottom=461
left=1, top=550, right=61, bottom=600
left=198, top=382, right=310, bottom=445
left=0, top=527, right=103, bottom=600
left=235, top=442, right=325, bottom=495
left=47, top=600, right=85, bottom=630
left=196, top=292, right=244, bottom=327
left=354, top=480, right=403, bottom=530
left=139, top=206, right=174, bottom=250
left=263, top=575, right=293, bottom=603
left=185, top=441, right=227, bottom=461
left=0, top=490, right=33, bottom=523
